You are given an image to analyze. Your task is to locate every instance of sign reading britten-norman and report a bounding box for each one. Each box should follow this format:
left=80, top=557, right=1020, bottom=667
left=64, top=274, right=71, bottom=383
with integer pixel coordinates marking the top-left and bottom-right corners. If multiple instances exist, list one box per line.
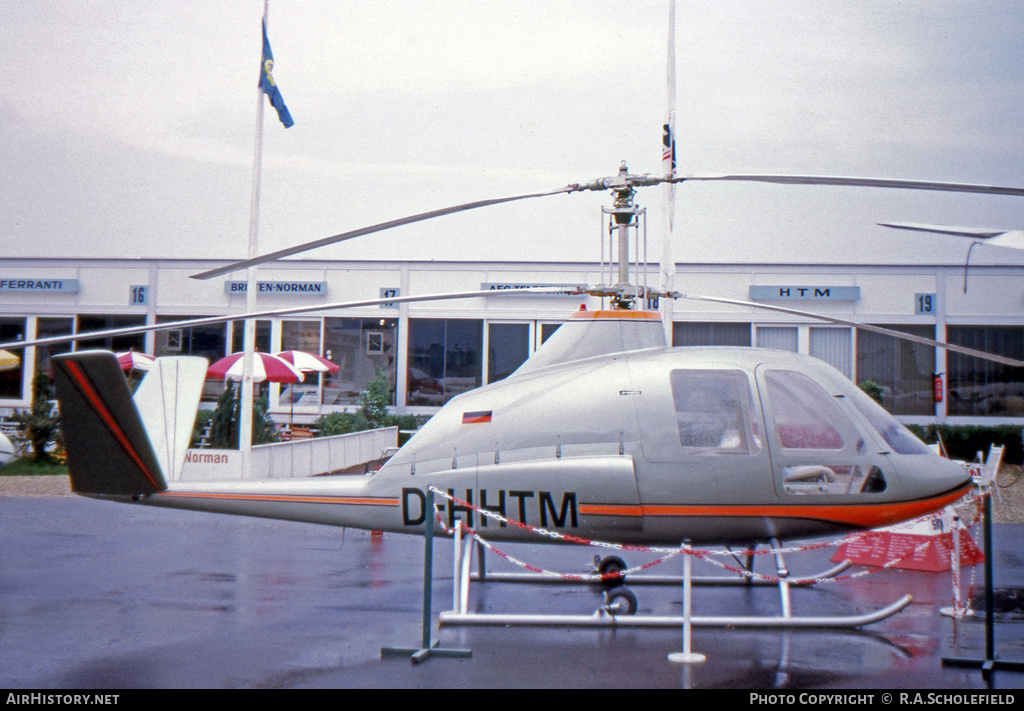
left=225, top=281, right=327, bottom=295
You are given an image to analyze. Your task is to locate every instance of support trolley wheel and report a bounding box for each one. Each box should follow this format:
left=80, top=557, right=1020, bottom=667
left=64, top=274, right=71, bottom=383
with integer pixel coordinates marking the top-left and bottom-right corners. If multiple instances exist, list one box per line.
left=605, top=586, right=638, bottom=616
left=596, top=555, right=627, bottom=586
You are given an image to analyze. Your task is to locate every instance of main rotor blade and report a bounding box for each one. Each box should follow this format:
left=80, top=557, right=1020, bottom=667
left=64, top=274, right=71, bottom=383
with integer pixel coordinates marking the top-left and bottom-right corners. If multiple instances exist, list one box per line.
left=190, top=186, right=576, bottom=280
left=0, top=287, right=579, bottom=351
left=877, top=222, right=1010, bottom=239
left=674, top=292, right=1024, bottom=369
left=670, top=174, right=1024, bottom=197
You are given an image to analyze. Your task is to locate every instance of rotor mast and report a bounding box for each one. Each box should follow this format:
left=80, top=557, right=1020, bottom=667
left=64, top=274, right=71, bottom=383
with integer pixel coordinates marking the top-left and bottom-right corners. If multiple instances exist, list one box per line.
left=583, top=161, right=663, bottom=309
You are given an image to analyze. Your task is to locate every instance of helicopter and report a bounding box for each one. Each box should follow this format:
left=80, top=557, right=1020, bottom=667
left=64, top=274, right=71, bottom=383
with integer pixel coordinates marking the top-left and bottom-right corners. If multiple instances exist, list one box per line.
left=0, top=145, right=1012, bottom=630
left=8, top=2, right=1024, bottom=628
left=35, top=164, right=1024, bottom=627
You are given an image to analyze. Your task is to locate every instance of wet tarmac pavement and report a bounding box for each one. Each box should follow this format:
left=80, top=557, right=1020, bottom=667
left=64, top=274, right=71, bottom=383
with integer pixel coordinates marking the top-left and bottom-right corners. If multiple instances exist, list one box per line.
left=3, top=496, right=1024, bottom=690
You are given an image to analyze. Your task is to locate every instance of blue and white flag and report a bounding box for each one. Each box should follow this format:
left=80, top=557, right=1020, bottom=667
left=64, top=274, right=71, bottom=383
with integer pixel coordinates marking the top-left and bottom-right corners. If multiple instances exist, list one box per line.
left=260, top=20, right=294, bottom=128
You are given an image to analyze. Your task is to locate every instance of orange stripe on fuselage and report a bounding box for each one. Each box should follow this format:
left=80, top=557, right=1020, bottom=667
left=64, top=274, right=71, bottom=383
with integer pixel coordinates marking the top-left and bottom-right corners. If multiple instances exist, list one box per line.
left=159, top=491, right=399, bottom=507
left=580, top=483, right=971, bottom=530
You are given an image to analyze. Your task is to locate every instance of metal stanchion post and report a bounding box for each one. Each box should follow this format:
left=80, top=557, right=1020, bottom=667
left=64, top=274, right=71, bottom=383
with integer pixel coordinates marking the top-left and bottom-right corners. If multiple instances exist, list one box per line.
left=942, top=491, right=1024, bottom=678
left=668, top=540, right=705, bottom=664
left=941, top=514, right=973, bottom=618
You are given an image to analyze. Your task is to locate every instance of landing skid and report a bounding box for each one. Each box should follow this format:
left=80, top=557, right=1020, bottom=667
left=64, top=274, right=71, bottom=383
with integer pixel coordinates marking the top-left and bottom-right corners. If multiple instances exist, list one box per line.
left=438, top=531, right=911, bottom=630
left=471, top=559, right=853, bottom=586
left=439, top=597, right=913, bottom=629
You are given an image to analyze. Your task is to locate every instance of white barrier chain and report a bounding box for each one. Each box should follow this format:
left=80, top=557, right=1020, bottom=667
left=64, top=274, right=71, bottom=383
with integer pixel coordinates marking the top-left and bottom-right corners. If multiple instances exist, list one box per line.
left=426, top=486, right=987, bottom=585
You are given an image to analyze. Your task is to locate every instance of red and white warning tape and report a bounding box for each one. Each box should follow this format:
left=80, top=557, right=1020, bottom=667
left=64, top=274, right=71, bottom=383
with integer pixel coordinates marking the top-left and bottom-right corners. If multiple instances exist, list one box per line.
left=426, top=486, right=988, bottom=587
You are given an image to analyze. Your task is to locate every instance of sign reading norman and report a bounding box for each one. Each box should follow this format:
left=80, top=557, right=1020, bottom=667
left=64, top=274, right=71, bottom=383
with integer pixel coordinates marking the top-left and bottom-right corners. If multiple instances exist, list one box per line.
left=226, top=281, right=328, bottom=295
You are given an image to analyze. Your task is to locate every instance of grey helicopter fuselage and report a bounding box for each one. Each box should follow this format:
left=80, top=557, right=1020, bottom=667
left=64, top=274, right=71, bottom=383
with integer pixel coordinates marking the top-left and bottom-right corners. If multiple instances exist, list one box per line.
left=65, top=309, right=972, bottom=547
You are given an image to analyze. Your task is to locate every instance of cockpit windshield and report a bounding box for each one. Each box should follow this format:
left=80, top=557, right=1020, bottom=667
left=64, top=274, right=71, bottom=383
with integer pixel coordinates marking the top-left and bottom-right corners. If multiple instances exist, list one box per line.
left=840, top=379, right=934, bottom=456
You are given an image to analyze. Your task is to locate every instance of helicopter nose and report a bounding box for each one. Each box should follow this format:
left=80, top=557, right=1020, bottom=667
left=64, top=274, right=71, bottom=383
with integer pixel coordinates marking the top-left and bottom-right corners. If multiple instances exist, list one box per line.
left=906, top=455, right=975, bottom=500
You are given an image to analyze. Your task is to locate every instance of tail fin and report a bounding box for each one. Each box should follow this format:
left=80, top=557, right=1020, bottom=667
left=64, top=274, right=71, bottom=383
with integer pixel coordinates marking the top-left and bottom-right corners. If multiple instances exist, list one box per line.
left=52, top=351, right=167, bottom=497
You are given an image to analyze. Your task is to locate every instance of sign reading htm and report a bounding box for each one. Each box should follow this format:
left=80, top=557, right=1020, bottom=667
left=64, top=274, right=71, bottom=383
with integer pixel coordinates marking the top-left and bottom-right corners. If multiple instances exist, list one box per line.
left=749, top=286, right=860, bottom=301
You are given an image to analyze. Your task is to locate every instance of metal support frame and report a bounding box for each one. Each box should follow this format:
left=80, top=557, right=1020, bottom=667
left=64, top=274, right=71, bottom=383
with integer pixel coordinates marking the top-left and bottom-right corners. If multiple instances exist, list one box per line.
left=438, top=534, right=911, bottom=629
left=381, top=489, right=472, bottom=664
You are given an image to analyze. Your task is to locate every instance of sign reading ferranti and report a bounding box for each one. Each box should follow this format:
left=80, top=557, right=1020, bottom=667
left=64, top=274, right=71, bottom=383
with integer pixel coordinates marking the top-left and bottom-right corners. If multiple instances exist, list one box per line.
left=0, top=278, right=79, bottom=292
left=749, top=286, right=860, bottom=301
left=225, top=281, right=327, bottom=295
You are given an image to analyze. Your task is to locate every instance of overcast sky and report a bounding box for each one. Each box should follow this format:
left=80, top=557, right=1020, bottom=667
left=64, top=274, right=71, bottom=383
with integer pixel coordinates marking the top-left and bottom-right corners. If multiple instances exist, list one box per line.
left=3, top=0, right=1024, bottom=269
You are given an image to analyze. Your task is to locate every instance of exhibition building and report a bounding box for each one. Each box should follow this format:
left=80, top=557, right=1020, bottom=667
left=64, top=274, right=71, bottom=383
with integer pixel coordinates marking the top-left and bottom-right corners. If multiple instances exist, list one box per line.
left=0, top=254, right=1021, bottom=425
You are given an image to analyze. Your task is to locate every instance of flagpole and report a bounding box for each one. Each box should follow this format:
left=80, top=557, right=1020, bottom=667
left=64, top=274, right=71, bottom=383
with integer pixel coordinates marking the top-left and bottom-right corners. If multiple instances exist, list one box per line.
left=240, top=0, right=271, bottom=459
left=660, top=0, right=677, bottom=344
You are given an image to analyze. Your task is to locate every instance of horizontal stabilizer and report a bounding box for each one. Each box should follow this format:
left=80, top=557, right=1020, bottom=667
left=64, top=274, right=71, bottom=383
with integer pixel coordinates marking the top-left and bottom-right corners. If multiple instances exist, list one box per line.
left=52, top=351, right=166, bottom=497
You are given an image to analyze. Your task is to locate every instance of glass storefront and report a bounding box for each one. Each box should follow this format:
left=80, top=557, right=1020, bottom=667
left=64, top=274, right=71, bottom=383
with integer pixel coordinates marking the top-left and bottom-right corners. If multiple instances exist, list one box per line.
left=1, top=308, right=1021, bottom=424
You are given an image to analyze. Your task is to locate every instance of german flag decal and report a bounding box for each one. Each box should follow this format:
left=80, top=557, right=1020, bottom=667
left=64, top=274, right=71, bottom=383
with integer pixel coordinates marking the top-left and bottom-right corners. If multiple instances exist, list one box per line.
left=462, top=410, right=492, bottom=425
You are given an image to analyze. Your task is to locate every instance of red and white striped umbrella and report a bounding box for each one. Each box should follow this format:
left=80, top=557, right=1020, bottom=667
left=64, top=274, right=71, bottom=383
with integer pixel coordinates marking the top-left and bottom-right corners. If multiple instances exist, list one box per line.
left=206, top=352, right=305, bottom=383
left=273, top=350, right=340, bottom=374
left=115, top=350, right=156, bottom=372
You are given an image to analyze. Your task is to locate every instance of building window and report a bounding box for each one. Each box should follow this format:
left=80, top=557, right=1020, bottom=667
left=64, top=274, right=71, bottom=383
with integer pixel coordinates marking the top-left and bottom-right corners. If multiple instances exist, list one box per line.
left=487, top=323, right=530, bottom=384
left=322, top=318, right=397, bottom=407
left=674, top=322, right=751, bottom=347
left=156, top=317, right=230, bottom=402
left=155, top=317, right=228, bottom=361
left=75, top=314, right=146, bottom=352
left=35, top=317, right=74, bottom=377
left=539, top=322, right=562, bottom=345
left=0, top=318, right=26, bottom=400
left=230, top=320, right=271, bottom=354
left=856, top=325, right=935, bottom=416
left=280, top=320, right=324, bottom=408
left=948, top=326, right=1024, bottom=417
left=408, top=319, right=482, bottom=406
left=756, top=326, right=798, bottom=352
left=809, top=327, right=852, bottom=379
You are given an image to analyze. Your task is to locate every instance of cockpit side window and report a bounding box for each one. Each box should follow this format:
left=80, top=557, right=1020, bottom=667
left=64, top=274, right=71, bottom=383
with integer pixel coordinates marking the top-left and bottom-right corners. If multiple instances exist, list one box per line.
left=762, top=369, right=888, bottom=495
left=670, top=369, right=762, bottom=455
left=763, top=370, right=850, bottom=450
